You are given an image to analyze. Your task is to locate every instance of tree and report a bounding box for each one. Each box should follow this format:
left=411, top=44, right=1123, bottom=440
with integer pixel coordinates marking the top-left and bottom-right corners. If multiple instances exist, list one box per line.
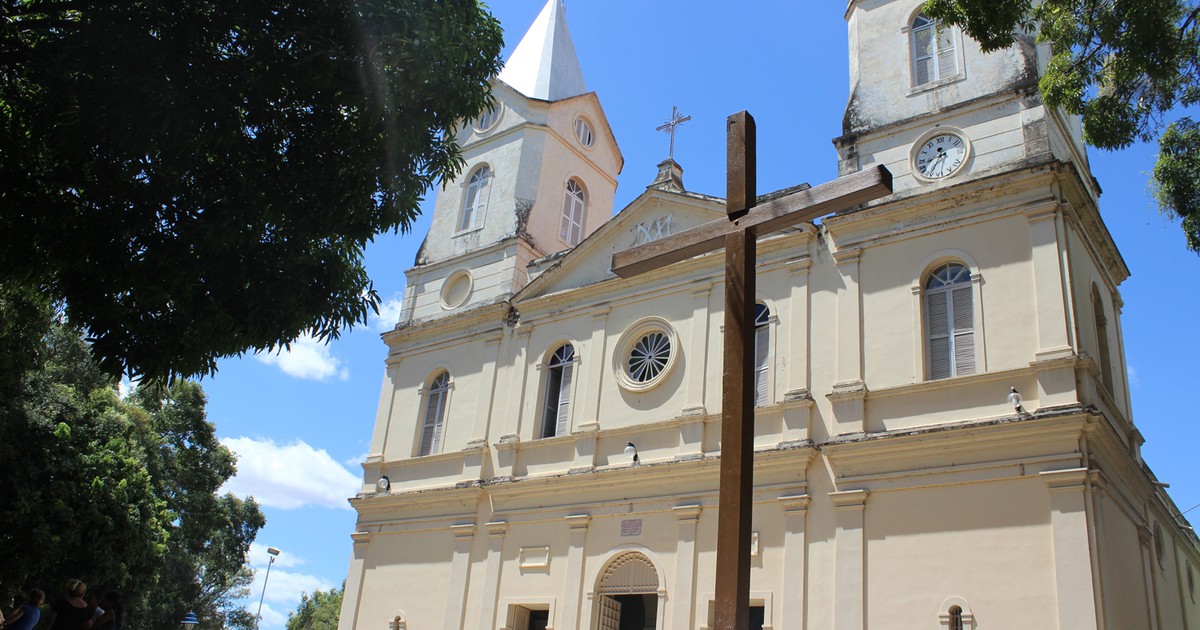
left=286, top=585, right=344, bottom=630
left=0, top=0, right=505, bottom=379
left=923, top=0, right=1200, bottom=252
left=0, top=294, right=264, bottom=629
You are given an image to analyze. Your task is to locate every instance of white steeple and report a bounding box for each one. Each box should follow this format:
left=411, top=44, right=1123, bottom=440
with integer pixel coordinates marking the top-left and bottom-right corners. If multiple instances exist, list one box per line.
left=496, top=0, right=586, bottom=101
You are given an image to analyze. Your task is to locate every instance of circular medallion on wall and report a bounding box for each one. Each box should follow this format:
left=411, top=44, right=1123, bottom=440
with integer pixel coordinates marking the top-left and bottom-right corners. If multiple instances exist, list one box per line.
left=440, top=270, right=474, bottom=310
left=911, top=127, right=971, bottom=182
left=614, top=317, right=679, bottom=392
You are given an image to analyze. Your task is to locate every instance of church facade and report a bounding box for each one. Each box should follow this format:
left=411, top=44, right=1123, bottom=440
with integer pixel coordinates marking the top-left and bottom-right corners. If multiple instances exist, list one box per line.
left=338, top=1, right=1200, bottom=629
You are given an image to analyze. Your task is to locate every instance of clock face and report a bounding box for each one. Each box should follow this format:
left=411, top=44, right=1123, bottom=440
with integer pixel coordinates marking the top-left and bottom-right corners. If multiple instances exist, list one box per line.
left=914, top=133, right=968, bottom=179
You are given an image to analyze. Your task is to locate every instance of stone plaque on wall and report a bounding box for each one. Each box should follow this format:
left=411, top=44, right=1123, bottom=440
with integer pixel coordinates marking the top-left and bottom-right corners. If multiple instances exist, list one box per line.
left=620, top=519, right=643, bottom=537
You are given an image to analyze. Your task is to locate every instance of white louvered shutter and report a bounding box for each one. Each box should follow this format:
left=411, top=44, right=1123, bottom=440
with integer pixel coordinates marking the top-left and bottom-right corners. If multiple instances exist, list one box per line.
left=420, top=387, right=445, bottom=455
left=951, top=285, right=975, bottom=375
left=926, top=290, right=951, bottom=379
left=936, top=25, right=957, bottom=79
left=555, top=362, right=573, bottom=436
left=754, top=323, right=770, bottom=407
left=914, top=26, right=935, bottom=85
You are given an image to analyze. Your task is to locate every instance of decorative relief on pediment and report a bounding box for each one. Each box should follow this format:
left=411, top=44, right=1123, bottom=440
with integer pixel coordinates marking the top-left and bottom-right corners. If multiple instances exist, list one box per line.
left=631, top=215, right=675, bottom=246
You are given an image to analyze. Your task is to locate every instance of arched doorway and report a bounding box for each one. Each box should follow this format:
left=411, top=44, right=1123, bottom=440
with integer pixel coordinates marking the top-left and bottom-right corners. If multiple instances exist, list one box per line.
left=593, top=552, right=662, bottom=630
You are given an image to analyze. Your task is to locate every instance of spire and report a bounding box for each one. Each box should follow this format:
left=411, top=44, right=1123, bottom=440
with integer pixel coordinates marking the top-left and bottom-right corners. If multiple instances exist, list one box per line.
left=496, top=0, right=587, bottom=101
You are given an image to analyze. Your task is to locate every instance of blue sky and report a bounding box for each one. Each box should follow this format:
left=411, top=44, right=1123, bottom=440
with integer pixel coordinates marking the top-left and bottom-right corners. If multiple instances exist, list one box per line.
left=198, top=3, right=1200, bottom=627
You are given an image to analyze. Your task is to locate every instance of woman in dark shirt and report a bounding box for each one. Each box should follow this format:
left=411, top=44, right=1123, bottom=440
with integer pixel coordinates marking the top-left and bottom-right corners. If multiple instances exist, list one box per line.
left=45, top=579, right=92, bottom=630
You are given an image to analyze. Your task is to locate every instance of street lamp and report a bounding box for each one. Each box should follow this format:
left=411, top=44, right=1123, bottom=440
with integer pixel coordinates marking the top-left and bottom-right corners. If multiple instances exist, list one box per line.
left=255, top=546, right=281, bottom=628
left=180, top=612, right=199, bottom=629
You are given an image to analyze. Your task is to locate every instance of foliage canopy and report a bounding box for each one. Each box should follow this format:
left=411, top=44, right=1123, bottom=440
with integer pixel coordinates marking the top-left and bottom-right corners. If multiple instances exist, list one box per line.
left=0, top=288, right=265, bottom=629
left=924, top=0, right=1200, bottom=252
left=286, top=585, right=344, bottom=630
left=0, top=0, right=505, bottom=378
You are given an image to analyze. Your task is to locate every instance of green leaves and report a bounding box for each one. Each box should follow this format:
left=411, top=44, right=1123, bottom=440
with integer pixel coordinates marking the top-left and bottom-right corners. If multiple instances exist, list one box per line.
left=0, top=298, right=265, bottom=629
left=1153, top=118, right=1200, bottom=251
left=286, top=585, right=344, bottom=630
left=925, top=0, right=1200, bottom=253
left=0, top=0, right=504, bottom=378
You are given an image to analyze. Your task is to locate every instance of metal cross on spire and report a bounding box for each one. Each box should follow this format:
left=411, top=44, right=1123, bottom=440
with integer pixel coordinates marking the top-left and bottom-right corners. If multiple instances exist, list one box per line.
left=656, top=105, right=692, bottom=161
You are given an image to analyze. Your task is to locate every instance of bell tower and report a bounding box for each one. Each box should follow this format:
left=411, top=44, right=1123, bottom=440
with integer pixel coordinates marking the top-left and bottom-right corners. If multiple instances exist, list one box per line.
left=834, top=0, right=1093, bottom=198
left=398, top=0, right=623, bottom=325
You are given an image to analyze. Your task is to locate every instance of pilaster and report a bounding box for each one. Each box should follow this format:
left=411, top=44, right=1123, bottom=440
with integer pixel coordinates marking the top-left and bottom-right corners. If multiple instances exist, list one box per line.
left=1041, top=468, right=1101, bottom=630
left=672, top=505, right=704, bottom=629
left=339, top=531, right=373, bottom=630
left=779, top=495, right=811, bottom=630
left=560, top=515, right=592, bottom=630
left=477, top=521, right=509, bottom=630
left=830, top=249, right=866, bottom=434
left=470, top=334, right=505, bottom=445
left=831, top=489, right=868, bottom=630
left=684, top=286, right=713, bottom=417
left=445, top=523, right=478, bottom=630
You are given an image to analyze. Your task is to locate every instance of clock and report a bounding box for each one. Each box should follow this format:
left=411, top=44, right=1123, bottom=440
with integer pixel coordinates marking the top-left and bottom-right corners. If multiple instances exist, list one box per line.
left=913, top=130, right=969, bottom=180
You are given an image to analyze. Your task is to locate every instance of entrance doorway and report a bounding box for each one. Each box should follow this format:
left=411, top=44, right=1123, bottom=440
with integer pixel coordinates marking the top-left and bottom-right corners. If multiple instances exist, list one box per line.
left=594, top=552, right=661, bottom=630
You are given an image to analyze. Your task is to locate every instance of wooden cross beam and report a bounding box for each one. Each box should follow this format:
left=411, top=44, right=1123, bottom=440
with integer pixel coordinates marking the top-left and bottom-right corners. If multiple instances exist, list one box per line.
left=611, top=111, right=892, bottom=630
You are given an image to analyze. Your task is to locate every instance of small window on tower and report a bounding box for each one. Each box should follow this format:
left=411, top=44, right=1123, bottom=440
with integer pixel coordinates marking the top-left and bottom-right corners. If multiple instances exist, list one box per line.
left=575, top=116, right=594, bottom=147
left=475, top=106, right=500, bottom=132
left=910, top=14, right=959, bottom=87
left=560, top=178, right=587, bottom=245
left=924, top=262, right=976, bottom=380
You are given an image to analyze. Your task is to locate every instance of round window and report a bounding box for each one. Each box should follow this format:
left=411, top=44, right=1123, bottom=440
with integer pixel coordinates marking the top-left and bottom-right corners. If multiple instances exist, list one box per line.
left=475, top=106, right=501, bottom=133
left=614, top=318, right=678, bottom=392
left=574, top=116, right=594, bottom=147
left=440, top=270, right=473, bottom=309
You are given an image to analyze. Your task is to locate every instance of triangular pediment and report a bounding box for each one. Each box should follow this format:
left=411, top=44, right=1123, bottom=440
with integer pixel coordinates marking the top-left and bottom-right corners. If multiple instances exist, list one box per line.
left=516, top=187, right=726, bottom=301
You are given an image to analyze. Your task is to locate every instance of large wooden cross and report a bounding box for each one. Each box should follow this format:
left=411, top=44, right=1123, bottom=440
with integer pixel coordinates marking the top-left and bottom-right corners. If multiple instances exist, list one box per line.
left=611, top=111, right=892, bottom=629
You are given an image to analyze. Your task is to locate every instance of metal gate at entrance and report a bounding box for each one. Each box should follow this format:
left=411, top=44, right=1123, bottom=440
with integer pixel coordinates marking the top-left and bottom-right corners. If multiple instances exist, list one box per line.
left=594, top=552, right=660, bottom=630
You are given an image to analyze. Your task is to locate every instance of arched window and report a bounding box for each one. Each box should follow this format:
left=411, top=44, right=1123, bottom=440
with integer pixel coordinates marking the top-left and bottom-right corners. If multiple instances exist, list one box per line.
left=418, top=372, right=450, bottom=456
left=925, top=262, right=975, bottom=380
left=948, top=605, right=963, bottom=630
left=1091, top=284, right=1115, bottom=393
left=459, top=165, right=491, bottom=231
left=754, top=303, right=771, bottom=407
left=911, top=14, right=958, bottom=87
left=541, top=344, right=575, bottom=438
left=560, top=179, right=587, bottom=245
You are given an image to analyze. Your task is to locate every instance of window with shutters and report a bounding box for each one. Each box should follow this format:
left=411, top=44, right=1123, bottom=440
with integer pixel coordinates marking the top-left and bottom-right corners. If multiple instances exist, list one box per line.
left=910, top=14, right=959, bottom=88
left=560, top=178, right=587, bottom=246
left=924, top=262, right=975, bottom=380
left=417, top=371, right=450, bottom=456
left=540, top=344, right=575, bottom=438
left=1091, top=284, right=1115, bottom=394
left=459, top=165, right=491, bottom=232
left=754, top=303, right=771, bottom=407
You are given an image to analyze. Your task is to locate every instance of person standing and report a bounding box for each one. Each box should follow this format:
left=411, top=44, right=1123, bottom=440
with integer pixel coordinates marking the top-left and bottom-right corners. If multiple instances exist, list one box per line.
left=44, top=580, right=92, bottom=630
left=2, top=589, right=45, bottom=630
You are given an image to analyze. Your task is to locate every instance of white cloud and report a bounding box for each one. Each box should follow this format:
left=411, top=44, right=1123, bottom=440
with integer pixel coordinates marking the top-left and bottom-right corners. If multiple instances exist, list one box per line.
left=371, top=294, right=405, bottom=331
left=247, top=542, right=305, bottom=569
left=254, top=334, right=349, bottom=381
left=342, top=452, right=368, bottom=469
left=248, top=601, right=288, bottom=630
left=221, top=437, right=361, bottom=510
left=1128, top=365, right=1141, bottom=388
left=249, top=567, right=336, bottom=605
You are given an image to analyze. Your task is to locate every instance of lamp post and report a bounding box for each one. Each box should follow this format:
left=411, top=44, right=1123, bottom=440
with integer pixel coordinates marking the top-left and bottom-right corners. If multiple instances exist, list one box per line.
left=180, top=611, right=199, bottom=629
left=255, top=546, right=281, bottom=628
